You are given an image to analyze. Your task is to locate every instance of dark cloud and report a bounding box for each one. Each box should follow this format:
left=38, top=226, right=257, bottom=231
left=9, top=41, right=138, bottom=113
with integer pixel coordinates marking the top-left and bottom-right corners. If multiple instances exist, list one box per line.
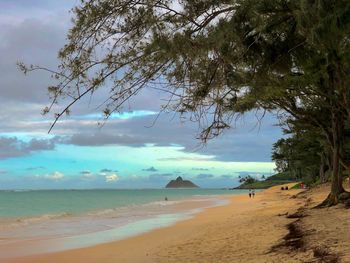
left=236, top=171, right=272, bottom=176
left=60, top=133, right=146, bottom=147
left=19, top=110, right=280, bottom=163
left=140, top=173, right=173, bottom=188
left=27, top=138, right=55, bottom=151
left=196, top=173, right=215, bottom=179
left=220, top=174, right=235, bottom=179
left=0, top=20, right=67, bottom=104
left=148, top=173, right=173, bottom=180
left=0, top=137, right=55, bottom=159
left=100, top=168, right=113, bottom=173
left=25, top=166, right=45, bottom=171
left=80, top=170, right=92, bottom=175
left=192, top=168, right=209, bottom=171
left=142, top=166, right=158, bottom=172
left=158, top=157, right=213, bottom=162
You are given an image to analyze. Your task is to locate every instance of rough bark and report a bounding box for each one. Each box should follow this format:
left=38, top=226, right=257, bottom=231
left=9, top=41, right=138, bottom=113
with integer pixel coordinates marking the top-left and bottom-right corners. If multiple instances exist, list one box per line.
left=318, top=110, right=346, bottom=207
left=319, top=153, right=326, bottom=183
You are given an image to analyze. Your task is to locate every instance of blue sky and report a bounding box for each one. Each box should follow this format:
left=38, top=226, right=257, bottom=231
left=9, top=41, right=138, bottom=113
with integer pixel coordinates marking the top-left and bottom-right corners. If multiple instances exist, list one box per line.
left=0, top=1, right=282, bottom=189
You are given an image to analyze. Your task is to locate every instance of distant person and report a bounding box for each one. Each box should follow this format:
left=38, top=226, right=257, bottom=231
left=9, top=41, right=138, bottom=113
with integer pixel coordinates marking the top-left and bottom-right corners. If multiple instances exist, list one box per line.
left=164, top=196, right=168, bottom=201
left=252, top=189, right=255, bottom=198
left=285, top=186, right=289, bottom=190
left=281, top=186, right=285, bottom=190
left=249, top=189, right=252, bottom=198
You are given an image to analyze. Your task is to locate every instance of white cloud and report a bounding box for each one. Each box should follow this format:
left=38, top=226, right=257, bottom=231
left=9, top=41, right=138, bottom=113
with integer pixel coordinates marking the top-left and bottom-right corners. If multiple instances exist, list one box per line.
left=49, top=171, right=64, bottom=180
left=33, top=171, right=64, bottom=181
left=105, top=173, right=119, bottom=182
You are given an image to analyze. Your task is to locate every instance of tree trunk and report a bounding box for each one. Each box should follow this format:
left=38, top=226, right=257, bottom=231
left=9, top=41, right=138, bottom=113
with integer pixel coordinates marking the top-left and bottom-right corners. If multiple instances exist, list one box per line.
left=319, top=153, right=326, bottom=183
left=318, top=110, right=346, bottom=207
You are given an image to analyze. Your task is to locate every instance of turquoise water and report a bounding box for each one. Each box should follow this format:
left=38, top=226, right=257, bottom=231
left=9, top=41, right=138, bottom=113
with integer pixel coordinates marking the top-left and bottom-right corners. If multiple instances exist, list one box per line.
left=0, top=189, right=250, bottom=257
left=0, top=189, right=246, bottom=219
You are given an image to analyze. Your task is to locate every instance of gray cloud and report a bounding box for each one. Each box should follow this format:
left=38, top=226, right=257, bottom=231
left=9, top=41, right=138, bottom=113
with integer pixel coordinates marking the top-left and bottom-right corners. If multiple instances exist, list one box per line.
left=192, top=168, right=209, bottom=171
left=25, top=166, right=45, bottom=171
left=196, top=173, right=215, bottom=179
left=220, top=174, right=235, bottom=179
left=142, top=166, right=158, bottom=172
left=100, top=169, right=113, bottom=173
left=148, top=173, right=173, bottom=180
left=27, top=138, right=55, bottom=151
left=236, top=171, right=273, bottom=177
left=0, top=137, right=55, bottom=159
left=158, top=156, right=214, bottom=162
left=0, top=0, right=75, bottom=11
left=60, top=133, right=146, bottom=147
left=0, top=20, right=67, bottom=104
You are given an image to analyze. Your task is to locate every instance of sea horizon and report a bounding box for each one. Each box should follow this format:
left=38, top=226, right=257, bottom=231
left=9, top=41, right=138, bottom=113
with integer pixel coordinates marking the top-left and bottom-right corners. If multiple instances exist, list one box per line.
left=0, top=187, right=238, bottom=191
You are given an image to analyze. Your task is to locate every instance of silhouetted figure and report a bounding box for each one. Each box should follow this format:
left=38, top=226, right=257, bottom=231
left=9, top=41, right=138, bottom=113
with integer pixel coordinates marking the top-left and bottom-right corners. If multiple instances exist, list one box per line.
left=281, top=186, right=285, bottom=190
left=285, top=186, right=289, bottom=190
left=249, top=189, right=252, bottom=198
left=165, top=196, right=168, bottom=201
left=252, top=189, right=255, bottom=198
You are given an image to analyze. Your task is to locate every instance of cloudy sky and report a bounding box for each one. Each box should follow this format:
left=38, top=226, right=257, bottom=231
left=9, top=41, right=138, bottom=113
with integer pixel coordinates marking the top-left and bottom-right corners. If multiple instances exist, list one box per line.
left=0, top=1, right=282, bottom=189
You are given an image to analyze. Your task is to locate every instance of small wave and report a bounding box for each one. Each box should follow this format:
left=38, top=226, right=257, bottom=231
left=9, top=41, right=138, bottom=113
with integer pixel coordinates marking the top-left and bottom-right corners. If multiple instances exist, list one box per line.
left=87, top=209, right=117, bottom=216
left=0, top=212, right=73, bottom=230
left=141, top=200, right=181, bottom=207
left=87, top=200, right=182, bottom=217
left=16, top=212, right=72, bottom=224
left=0, top=189, right=32, bottom=192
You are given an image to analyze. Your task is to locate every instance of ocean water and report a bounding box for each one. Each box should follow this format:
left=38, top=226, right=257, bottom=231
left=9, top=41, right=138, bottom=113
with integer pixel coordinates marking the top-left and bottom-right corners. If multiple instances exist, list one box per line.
left=0, top=189, right=245, bottom=219
left=0, top=189, right=248, bottom=258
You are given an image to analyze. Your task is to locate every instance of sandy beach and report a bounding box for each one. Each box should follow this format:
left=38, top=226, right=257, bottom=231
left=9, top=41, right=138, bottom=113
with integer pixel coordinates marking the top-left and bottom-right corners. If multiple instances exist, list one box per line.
left=7, top=183, right=350, bottom=263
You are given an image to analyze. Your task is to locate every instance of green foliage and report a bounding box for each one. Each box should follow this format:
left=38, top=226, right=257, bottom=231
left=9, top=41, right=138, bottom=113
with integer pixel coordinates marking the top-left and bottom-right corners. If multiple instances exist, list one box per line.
left=265, top=172, right=296, bottom=182
left=238, top=175, right=257, bottom=184
left=237, top=172, right=294, bottom=189
left=290, top=183, right=302, bottom=190
left=271, top=124, right=324, bottom=183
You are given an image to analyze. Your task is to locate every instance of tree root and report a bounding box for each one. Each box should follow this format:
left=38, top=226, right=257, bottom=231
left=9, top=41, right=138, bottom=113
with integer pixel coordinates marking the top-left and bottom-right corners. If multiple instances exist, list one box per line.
left=315, top=191, right=350, bottom=208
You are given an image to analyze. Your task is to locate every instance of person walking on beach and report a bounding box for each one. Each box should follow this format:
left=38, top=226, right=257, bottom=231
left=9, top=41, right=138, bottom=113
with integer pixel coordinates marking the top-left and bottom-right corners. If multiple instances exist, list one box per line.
left=252, top=189, right=255, bottom=198
left=249, top=189, right=252, bottom=198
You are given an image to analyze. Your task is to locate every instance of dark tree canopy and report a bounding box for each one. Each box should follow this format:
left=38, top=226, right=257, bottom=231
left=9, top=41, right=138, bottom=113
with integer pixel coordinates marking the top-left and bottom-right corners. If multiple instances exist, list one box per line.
left=20, top=0, right=350, bottom=206
left=272, top=123, right=326, bottom=184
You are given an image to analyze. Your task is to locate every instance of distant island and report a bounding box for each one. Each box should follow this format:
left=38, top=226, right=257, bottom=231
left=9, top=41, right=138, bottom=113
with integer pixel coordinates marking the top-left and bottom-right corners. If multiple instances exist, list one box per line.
left=165, top=176, right=199, bottom=188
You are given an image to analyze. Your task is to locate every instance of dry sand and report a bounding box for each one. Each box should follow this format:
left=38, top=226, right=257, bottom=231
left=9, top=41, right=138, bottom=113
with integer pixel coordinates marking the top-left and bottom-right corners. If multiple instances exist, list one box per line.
left=8, top=183, right=350, bottom=263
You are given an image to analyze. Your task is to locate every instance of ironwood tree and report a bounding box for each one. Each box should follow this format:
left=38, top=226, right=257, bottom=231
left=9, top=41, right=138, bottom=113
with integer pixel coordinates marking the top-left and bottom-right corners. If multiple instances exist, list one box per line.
left=20, top=0, right=350, bottom=205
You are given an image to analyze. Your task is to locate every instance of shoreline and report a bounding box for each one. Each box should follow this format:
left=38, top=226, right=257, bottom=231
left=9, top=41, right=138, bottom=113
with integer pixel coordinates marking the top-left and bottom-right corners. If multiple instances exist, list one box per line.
left=7, top=183, right=350, bottom=262
left=7, top=183, right=304, bottom=263
left=0, top=192, right=236, bottom=260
